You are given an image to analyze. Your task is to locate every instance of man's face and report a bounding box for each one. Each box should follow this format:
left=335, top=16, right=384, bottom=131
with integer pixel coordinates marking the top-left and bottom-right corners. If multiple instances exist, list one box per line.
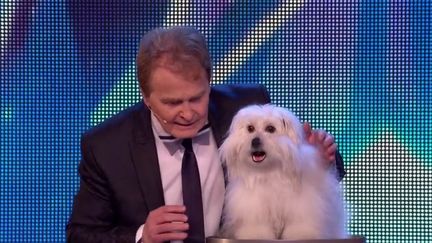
left=144, top=65, right=210, bottom=139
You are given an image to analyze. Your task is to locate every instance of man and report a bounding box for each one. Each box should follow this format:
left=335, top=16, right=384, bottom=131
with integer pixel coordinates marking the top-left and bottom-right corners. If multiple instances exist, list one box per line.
left=67, top=26, right=344, bottom=243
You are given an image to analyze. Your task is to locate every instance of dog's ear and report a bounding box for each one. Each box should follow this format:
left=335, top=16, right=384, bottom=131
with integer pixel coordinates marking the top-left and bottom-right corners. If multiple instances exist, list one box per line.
left=218, top=134, right=240, bottom=175
left=280, top=114, right=303, bottom=144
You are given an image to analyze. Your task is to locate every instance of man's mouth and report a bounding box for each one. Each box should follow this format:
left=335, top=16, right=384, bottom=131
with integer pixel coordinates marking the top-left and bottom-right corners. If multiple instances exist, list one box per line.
left=251, top=151, right=266, bottom=163
left=175, top=122, right=195, bottom=128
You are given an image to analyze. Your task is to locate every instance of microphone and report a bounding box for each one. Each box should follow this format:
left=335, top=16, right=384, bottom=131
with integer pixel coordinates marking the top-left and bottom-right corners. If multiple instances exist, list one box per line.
left=148, top=105, right=168, bottom=124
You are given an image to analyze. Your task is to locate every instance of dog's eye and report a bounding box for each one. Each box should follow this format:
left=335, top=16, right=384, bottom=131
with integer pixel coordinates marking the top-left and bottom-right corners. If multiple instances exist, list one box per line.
left=247, top=125, right=255, bottom=133
left=265, top=125, right=276, bottom=133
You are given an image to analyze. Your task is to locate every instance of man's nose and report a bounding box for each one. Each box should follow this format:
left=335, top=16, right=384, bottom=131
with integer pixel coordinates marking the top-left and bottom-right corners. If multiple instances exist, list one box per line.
left=179, top=104, right=194, bottom=120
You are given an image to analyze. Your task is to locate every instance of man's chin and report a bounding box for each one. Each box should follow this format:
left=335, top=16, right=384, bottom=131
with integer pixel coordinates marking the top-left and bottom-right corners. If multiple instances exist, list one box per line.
left=172, top=131, right=199, bottom=139
left=171, top=126, right=201, bottom=139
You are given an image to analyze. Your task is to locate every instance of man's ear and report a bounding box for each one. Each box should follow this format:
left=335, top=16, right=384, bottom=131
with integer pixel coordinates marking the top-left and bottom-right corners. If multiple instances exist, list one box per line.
left=139, top=88, right=145, bottom=98
left=140, top=88, right=150, bottom=107
left=143, top=99, right=151, bottom=110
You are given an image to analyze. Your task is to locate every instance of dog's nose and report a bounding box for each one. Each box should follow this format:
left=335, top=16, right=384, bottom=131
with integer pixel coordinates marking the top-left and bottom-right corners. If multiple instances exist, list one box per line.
left=251, top=137, right=261, bottom=148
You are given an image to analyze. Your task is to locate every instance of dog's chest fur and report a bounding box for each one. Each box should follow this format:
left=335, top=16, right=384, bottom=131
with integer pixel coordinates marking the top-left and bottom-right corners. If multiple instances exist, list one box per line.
left=225, top=176, right=305, bottom=237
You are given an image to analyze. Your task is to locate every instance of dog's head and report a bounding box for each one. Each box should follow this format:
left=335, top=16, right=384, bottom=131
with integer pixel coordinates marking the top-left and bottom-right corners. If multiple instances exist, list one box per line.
left=219, top=104, right=306, bottom=182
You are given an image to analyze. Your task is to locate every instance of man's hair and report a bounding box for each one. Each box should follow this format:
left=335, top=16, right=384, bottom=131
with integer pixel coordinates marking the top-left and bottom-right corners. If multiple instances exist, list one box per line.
left=136, top=26, right=212, bottom=97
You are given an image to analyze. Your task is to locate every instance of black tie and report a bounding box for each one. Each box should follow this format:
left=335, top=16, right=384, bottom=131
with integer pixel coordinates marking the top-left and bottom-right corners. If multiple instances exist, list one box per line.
left=181, top=139, right=205, bottom=243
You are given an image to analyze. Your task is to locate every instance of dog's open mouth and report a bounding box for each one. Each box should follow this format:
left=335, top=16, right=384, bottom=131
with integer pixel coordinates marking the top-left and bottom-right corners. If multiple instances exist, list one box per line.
left=251, top=151, right=266, bottom=163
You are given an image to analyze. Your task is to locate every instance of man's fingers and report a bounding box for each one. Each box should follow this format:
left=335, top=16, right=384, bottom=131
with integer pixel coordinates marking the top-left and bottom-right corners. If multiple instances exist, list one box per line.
left=155, top=213, right=188, bottom=225
left=153, top=232, right=188, bottom=242
left=303, top=122, right=312, bottom=135
left=303, top=122, right=314, bottom=143
left=159, top=205, right=186, bottom=214
left=147, top=222, right=189, bottom=243
left=322, top=135, right=335, bottom=148
left=327, top=143, right=337, bottom=153
left=302, top=124, right=338, bottom=167
left=150, top=205, right=187, bottom=224
left=303, top=122, right=312, bottom=133
left=156, top=222, right=189, bottom=234
left=143, top=205, right=189, bottom=243
left=315, top=130, right=326, bottom=142
left=326, top=144, right=337, bottom=157
left=146, top=231, right=188, bottom=243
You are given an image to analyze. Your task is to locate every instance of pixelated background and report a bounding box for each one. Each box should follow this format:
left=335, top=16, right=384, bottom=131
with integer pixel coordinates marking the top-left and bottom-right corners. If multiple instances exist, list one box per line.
left=1, top=0, right=431, bottom=242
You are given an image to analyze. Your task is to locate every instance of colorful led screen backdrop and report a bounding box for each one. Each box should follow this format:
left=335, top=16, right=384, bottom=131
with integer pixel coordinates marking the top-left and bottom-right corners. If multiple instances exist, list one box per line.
left=1, top=0, right=431, bottom=242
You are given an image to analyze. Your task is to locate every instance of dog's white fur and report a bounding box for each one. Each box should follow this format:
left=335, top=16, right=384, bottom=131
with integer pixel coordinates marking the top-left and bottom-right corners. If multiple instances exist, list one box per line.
left=219, top=104, right=346, bottom=240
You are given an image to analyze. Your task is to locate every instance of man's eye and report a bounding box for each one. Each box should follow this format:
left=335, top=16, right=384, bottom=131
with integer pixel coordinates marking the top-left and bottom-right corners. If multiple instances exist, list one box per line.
left=247, top=125, right=255, bottom=133
left=165, top=101, right=181, bottom=106
left=190, top=97, right=201, bottom=103
left=265, top=125, right=276, bottom=133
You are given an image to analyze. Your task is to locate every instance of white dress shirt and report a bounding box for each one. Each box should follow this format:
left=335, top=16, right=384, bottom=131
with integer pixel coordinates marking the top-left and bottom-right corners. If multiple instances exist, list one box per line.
left=136, top=113, right=225, bottom=242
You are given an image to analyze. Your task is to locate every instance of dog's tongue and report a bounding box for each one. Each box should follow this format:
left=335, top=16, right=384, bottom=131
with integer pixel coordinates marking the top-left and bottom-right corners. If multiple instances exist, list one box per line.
left=252, top=152, right=266, bottom=163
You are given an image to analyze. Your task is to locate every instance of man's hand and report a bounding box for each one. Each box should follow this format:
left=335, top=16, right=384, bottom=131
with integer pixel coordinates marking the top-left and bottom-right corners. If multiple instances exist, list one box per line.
left=303, top=122, right=337, bottom=168
left=141, top=205, right=189, bottom=243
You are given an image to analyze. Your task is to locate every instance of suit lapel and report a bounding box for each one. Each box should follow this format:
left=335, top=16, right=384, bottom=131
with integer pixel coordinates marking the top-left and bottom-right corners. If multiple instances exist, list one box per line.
left=208, top=90, right=233, bottom=148
left=210, top=103, right=232, bottom=148
left=208, top=101, right=224, bottom=148
left=129, top=104, right=165, bottom=211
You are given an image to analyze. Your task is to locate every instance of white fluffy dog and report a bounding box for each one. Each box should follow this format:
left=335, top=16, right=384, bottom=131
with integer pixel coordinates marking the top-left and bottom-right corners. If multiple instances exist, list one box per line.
left=219, top=104, right=346, bottom=240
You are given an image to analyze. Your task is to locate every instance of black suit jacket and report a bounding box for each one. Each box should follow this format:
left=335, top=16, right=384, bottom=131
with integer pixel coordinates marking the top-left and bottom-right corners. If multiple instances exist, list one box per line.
left=66, top=84, right=345, bottom=243
left=67, top=84, right=273, bottom=242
